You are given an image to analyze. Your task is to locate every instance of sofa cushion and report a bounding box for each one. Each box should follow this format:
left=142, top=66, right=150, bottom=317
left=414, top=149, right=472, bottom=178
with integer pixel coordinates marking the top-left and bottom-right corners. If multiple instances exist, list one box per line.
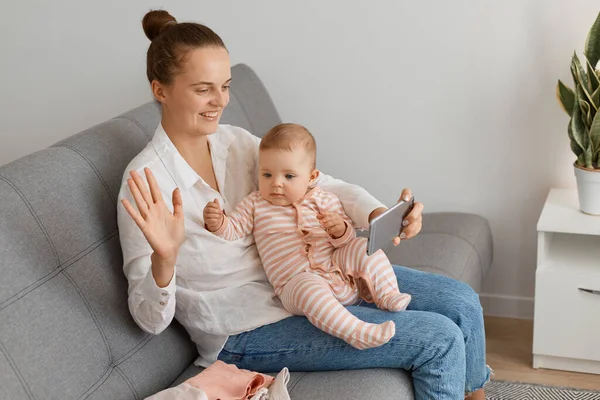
left=0, top=63, right=289, bottom=400
left=171, top=364, right=415, bottom=400
left=383, top=212, right=493, bottom=292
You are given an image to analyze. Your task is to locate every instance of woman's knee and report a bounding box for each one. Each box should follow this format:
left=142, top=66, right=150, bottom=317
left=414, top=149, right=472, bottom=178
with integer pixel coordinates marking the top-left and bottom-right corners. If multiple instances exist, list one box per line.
left=430, top=274, right=483, bottom=318
left=430, top=313, right=465, bottom=353
left=404, top=313, right=465, bottom=366
left=453, top=280, right=483, bottom=321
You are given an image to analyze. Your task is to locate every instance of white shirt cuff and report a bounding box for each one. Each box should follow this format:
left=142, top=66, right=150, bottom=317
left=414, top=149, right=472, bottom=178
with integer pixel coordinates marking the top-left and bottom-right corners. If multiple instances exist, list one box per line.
left=138, top=266, right=177, bottom=309
left=353, top=196, right=387, bottom=230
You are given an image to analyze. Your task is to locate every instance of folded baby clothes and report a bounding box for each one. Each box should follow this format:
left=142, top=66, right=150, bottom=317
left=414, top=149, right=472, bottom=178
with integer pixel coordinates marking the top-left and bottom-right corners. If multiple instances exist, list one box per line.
left=144, top=361, right=291, bottom=400
left=267, top=368, right=291, bottom=400
left=252, top=388, right=269, bottom=400
left=145, top=383, right=208, bottom=400
left=186, top=360, right=273, bottom=400
left=236, top=368, right=290, bottom=400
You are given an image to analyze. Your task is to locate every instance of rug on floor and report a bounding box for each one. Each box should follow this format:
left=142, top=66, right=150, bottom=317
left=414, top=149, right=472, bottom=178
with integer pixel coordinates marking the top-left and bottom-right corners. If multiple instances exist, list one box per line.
left=486, top=380, right=600, bottom=399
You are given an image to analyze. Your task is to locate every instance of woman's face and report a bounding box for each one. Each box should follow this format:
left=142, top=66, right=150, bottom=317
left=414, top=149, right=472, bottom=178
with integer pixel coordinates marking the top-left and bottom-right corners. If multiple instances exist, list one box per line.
left=156, top=47, right=231, bottom=136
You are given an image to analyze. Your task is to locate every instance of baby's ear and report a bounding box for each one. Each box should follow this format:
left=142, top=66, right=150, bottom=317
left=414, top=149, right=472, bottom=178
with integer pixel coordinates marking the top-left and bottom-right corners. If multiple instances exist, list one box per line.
left=309, top=169, right=320, bottom=183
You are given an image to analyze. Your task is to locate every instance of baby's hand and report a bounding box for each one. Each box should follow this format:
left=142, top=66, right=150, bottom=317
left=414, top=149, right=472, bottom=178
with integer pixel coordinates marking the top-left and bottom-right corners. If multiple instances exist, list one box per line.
left=203, top=198, right=224, bottom=232
left=318, top=213, right=347, bottom=239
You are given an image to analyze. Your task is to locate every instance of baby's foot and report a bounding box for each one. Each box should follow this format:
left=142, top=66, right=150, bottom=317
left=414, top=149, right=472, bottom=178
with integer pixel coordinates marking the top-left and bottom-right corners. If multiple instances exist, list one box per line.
left=349, top=320, right=395, bottom=350
left=378, top=293, right=411, bottom=312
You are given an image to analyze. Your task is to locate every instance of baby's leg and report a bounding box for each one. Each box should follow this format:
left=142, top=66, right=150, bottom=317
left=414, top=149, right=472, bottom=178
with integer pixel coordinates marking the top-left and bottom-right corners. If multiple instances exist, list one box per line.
left=332, top=237, right=411, bottom=312
left=279, top=272, right=395, bottom=350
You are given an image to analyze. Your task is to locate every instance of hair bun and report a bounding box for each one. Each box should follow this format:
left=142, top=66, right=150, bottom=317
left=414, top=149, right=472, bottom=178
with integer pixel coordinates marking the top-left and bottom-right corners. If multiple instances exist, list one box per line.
left=142, top=10, right=177, bottom=41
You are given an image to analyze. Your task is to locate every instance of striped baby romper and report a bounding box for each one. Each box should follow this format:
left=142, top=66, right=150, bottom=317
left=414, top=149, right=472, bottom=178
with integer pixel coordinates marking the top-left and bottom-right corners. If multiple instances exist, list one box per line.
left=211, top=187, right=411, bottom=349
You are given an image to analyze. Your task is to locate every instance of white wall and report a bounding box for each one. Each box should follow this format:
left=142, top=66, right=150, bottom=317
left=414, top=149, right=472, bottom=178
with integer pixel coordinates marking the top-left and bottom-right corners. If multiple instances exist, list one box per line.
left=2, top=0, right=597, bottom=318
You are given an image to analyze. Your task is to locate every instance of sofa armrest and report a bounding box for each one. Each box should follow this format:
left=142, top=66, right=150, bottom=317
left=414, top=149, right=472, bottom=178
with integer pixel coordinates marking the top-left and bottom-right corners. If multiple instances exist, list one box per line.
left=361, top=212, right=493, bottom=292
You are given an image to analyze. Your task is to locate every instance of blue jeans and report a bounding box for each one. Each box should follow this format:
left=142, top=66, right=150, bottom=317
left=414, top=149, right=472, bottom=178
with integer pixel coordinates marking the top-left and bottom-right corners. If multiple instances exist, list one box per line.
left=218, top=265, right=491, bottom=399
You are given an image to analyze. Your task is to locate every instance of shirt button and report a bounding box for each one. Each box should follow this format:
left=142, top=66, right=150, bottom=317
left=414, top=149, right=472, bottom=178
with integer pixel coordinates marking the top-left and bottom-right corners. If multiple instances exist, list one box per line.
left=161, top=292, right=167, bottom=297
left=159, top=301, right=165, bottom=306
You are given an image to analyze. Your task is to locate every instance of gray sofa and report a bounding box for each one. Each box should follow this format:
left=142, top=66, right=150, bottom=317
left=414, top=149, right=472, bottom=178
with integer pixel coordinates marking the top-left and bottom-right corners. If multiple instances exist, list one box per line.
left=0, top=64, right=493, bottom=400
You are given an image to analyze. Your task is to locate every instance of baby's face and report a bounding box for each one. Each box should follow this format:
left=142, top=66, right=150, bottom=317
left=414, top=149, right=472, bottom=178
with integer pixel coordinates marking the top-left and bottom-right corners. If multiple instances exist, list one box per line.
left=258, top=147, right=318, bottom=206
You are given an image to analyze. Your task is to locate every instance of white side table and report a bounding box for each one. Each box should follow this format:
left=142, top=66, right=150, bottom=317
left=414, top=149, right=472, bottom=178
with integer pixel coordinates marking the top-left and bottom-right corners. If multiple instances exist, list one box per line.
left=533, top=188, right=600, bottom=374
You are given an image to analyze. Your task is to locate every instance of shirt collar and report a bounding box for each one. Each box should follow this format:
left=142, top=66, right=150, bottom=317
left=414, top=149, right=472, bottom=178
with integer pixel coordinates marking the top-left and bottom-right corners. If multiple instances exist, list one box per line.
left=149, top=124, right=235, bottom=191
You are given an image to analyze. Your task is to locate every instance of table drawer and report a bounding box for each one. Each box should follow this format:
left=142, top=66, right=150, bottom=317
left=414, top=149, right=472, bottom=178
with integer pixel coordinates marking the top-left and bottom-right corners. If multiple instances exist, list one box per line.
left=533, top=268, right=600, bottom=361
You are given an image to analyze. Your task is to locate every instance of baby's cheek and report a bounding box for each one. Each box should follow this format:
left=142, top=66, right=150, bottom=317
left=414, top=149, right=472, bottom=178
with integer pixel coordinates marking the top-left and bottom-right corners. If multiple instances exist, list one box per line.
left=292, top=185, right=307, bottom=201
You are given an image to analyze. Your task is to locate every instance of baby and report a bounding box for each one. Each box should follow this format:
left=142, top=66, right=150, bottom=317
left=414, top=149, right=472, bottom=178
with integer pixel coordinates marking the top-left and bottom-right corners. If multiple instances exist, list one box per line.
left=203, top=123, right=411, bottom=349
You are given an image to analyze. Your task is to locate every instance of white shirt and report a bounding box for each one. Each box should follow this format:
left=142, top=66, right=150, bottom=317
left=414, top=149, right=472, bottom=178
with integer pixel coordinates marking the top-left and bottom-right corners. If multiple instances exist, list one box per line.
left=116, top=124, right=386, bottom=367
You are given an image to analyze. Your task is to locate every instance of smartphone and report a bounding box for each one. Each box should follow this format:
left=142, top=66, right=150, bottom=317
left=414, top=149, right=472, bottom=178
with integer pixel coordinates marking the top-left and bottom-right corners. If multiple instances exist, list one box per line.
left=366, top=197, right=415, bottom=256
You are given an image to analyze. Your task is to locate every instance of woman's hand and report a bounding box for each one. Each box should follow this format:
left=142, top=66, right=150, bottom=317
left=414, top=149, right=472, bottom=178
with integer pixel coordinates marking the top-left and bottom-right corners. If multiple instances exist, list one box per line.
left=121, top=168, right=185, bottom=264
left=204, top=199, right=224, bottom=232
left=368, top=188, right=424, bottom=246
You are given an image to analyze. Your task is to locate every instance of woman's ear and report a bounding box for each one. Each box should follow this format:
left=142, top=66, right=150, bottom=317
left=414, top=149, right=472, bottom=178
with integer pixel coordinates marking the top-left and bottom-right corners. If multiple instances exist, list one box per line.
left=151, top=80, right=168, bottom=104
left=309, top=169, right=320, bottom=184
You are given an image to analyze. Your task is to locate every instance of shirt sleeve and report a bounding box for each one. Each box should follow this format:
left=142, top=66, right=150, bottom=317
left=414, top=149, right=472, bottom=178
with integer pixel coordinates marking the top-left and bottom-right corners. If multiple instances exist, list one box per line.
left=117, top=175, right=177, bottom=335
left=212, top=193, right=256, bottom=240
left=314, top=173, right=386, bottom=230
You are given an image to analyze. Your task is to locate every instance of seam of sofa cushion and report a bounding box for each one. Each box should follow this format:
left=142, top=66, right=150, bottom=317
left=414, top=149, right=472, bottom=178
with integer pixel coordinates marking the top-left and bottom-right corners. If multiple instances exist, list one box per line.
left=287, top=372, right=308, bottom=394
left=0, top=174, right=60, bottom=266
left=0, top=173, right=61, bottom=310
left=114, top=365, right=140, bottom=400
left=52, top=144, right=115, bottom=203
left=0, top=339, right=35, bottom=399
left=113, top=334, right=154, bottom=366
left=109, top=335, right=177, bottom=399
left=60, top=267, right=113, bottom=359
left=60, top=230, right=119, bottom=270
left=0, top=269, right=61, bottom=311
left=0, top=221, right=148, bottom=399
left=2, top=116, right=153, bottom=399
left=75, top=333, right=152, bottom=399
left=78, top=365, right=114, bottom=400
left=0, top=231, right=118, bottom=311
left=113, top=116, right=153, bottom=141
left=110, top=335, right=165, bottom=391
left=0, top=271, right=117, bottom=400
left=0, top=208, right=116, bottom=400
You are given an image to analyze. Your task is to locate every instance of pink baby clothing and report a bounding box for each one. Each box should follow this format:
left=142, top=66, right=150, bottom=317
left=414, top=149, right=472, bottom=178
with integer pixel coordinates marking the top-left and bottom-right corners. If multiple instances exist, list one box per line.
left=186, top=360, right=272, bottom=399
left=212, top=187, right=411, bottom=349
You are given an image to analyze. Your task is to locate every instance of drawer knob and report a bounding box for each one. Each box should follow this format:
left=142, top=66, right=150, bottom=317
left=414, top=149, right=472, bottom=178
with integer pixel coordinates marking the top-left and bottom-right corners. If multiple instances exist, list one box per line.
left=578, top=287, right=600, bottom=295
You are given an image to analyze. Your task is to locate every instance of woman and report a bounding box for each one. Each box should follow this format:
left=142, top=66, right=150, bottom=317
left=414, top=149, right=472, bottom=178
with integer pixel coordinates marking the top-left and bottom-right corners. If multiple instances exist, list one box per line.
left=118, top=9, right=490, bottom=399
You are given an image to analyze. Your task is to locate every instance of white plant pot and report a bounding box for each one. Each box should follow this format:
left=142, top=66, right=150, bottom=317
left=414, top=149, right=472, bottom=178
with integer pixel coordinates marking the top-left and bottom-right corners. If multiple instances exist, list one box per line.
left=574, top=164, right=600, bottom=215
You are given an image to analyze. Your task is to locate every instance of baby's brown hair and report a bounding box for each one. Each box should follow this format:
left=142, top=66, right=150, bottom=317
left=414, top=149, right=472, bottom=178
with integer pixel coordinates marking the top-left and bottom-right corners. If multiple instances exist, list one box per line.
left=259, top=123, right=317, bottom=169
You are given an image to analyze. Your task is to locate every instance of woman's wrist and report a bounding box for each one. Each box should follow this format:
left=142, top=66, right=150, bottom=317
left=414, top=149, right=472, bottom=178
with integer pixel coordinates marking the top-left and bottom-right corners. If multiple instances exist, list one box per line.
left=151, top=252, right=176, bottom=288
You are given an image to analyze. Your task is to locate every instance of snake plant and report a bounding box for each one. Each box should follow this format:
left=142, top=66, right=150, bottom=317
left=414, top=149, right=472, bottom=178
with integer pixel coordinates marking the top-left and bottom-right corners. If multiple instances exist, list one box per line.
left=557, top=11, right=600, bottom=169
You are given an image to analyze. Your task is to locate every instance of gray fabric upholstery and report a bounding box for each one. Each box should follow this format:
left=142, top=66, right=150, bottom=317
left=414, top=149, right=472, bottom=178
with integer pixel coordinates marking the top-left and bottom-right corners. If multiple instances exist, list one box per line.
left=0, top=102, right=195, bottom=400
left=384, top=212, right=493, bottom=292
left=172, top=365, right=414, bottom=399
left=0, top=63, right=492, bottom=399
left=221, top=64, right=282, bottom=137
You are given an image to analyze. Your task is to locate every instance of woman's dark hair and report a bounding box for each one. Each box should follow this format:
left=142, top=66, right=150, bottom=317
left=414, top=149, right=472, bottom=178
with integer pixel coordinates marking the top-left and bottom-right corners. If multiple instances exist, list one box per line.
left=142, top=10, right=227, bottom=85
